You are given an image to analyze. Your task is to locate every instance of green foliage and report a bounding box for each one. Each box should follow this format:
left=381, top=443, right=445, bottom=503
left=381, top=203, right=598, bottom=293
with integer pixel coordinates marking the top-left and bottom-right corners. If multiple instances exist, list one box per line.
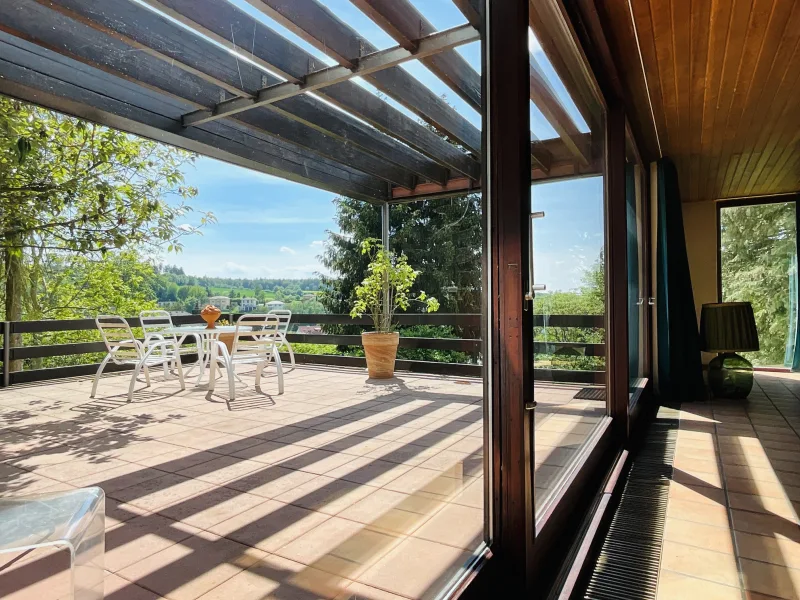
left=350, top=238, right=439, bottom=332
left=0, top=98, right=212, bottom=260
left=720, top=202, right=797, bottom=366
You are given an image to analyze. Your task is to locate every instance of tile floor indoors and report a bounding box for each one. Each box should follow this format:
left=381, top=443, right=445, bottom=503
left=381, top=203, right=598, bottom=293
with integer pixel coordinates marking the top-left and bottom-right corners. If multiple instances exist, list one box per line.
left=0, top=364, right=603, bottom=600
left=659, top=371, right=800, bottom=600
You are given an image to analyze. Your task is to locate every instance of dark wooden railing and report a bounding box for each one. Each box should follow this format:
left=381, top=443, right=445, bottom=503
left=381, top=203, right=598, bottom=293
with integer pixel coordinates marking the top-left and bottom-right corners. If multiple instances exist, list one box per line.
left=0, top=313, right=605, bottom=387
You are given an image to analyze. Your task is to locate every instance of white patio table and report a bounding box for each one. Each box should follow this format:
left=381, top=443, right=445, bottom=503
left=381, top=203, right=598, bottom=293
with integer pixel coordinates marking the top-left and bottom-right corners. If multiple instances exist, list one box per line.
left=160, top=324, right=251, bottom=387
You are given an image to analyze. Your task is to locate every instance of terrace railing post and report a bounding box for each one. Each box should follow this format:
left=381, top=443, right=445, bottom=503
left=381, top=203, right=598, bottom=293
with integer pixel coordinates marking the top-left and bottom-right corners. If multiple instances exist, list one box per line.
left=381, top=201, right=390, bottom=330
left=2, top=321, right=9, bottom=387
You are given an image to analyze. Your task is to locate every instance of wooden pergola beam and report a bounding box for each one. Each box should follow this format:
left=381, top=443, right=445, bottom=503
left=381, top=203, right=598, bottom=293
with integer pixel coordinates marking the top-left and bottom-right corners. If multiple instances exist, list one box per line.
left=145, top=0, right=480, bottom=180
left=452, top=0, right=483, bottom=29
left=349, top=0, right=481, bottom=113
left=1, top=1, right=414, bottom=189
left=182, top=24, right=478, bottom=127
left=42, top=0, right=448, bottom=185
left=391, top=156, right=603, bottom=202
left=243, top=0, right=482, bottom=156
left=0, top=36, right=388, bottom=202
left=529, top=57, right=590, bottom=165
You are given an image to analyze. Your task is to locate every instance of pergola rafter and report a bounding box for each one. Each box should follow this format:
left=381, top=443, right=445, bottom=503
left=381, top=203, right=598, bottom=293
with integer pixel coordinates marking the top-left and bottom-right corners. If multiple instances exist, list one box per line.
left=182, top=24, right=479, bottom=128
left=349, top=0, right=482, bottom=113
left=242, top=0, right=483, bottom=156
left=0, top=0, right=600, bottom=204
left=145, top=0, right=481, bottom=180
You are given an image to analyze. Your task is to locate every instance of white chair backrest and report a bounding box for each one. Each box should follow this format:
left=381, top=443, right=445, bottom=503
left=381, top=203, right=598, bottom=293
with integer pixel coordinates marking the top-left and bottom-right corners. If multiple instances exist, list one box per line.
left=139, top=310, right=175, bottom=341
left=267, top=309, right=292, bottom=334
left=230, top=314, right=281, bottom=356
left=96, top=315, right=140, bottom=360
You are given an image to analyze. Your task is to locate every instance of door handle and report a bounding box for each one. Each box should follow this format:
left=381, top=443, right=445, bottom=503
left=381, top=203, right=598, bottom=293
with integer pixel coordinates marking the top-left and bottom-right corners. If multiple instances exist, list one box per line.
left=636, top=298, right=645, bottom=306
left=648, top=297, right=655, bottom=306
left=525, top=211, right=547, bottom=301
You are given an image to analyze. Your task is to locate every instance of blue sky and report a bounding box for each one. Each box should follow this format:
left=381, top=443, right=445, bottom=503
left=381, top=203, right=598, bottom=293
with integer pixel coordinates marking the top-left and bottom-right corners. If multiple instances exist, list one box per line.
left=163, top=0, right=603, bottom=292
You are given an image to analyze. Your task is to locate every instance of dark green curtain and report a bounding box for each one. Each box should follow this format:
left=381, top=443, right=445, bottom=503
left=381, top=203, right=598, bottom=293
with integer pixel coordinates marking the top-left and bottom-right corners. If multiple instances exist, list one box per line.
left=656, top=158, right=706, bottom=401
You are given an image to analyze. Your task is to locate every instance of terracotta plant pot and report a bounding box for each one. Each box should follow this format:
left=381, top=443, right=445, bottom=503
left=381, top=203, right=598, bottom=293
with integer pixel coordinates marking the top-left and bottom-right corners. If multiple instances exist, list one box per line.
left=218, top=332, right=235, bottom=353
left=200, top=305, right=221, bottom=329
left=362, top=331, right=400, bottom=379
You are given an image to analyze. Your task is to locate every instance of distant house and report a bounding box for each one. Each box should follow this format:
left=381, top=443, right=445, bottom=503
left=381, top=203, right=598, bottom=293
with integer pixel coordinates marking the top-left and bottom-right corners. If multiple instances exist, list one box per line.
left=240, top=297, right=257, bottom=312
left=297, top=325, right=322, bottom=334
left=266, top=300, right=285, bottom=310
left=208, top=295, right=230, bottom=309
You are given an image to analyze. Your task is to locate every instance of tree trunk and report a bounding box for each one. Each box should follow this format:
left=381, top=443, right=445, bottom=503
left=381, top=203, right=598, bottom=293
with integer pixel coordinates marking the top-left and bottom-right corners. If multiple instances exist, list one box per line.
left=4, top=246, right=23, bottom=372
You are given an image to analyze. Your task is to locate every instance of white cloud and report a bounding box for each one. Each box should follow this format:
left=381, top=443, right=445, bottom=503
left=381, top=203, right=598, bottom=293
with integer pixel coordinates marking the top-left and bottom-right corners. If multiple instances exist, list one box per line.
left=310, top=240, right=324, bottom=247
left=280, top=246, right=297, bottom=255
left=223, top=261, right=252, bottom=275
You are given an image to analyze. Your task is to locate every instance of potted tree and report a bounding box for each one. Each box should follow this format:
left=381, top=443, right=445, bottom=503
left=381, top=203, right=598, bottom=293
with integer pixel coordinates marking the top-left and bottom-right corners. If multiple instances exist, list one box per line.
left=350, top=238, right=439, bottom=379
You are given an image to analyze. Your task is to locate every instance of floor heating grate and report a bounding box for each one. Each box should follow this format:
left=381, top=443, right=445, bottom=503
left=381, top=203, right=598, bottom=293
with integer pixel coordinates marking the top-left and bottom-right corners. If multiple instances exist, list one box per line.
left=583, top=408, right=679, bottom=600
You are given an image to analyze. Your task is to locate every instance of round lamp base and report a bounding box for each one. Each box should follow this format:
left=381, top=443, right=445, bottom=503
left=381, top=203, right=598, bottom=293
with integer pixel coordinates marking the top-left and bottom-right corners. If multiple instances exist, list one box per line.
left=708, top=352, right=753, bottom=399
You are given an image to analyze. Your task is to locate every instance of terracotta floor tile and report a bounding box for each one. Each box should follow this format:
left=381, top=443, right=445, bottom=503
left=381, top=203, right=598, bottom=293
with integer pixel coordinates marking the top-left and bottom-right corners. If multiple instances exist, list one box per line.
left=105, top=513, right=200, bottom=572
left=664, top=518, right=735, bottom=554
left=104, top=572, right=168, bottom=599
left=728, top=491, right=799, bottom=521
left=731, top=508, right=800, bottom=539
left=666, top=498, right=731, bottom=529
left=157, top=487, right=266, bottom=529
left=411, top=502, right=483, bottom=550
left=274, top=475, right=377, bottom=515
left=358, top=537, right=472, bottom=599
left=741, top=558, right=800, bottom=599
left=656, top=570, right=741, bottom=600
left=669, top=482, right=727, bottom=506
left=225, top=465, right=319, bottom=499
left=117, top=532, right=265, bottom=600
left=175, top=455, right=264, bottom=485
left=208, top=499, right=330, bottom=553
left=275, top=517, right=400, bottom=579
left=735, top=531, right=800, bottom=570
left=111, top=473, right=215, bottom=512
left=660, top=541, right=740, bottom=587
left=338, top=488, right=444, bottom=536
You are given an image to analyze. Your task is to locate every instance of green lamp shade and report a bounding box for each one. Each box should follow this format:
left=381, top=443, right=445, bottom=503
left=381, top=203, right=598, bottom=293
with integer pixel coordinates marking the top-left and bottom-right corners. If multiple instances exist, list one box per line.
left=700, top=302, right=759, bottom=399
left=699, top=302, right=759, bottom=353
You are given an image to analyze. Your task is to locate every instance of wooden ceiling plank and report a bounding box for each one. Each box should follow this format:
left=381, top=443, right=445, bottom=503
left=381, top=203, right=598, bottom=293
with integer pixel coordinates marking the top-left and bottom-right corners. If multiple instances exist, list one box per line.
left=719, top=0, right=776, bottom=198
left=696, top=0, right=733, bottom=202
left=2, top=0, right=413, bottom=189
left=703, top=0, right=753, bottom=202
left=41, top=0, right=448, bottom=185
left=687, top=0, right=711, bottom=201
left=740, top=31, right=800, bottom=195
left=146, top=0, right=479, bottom=180
left=629, top=0, right=669, bottom=153
left=241, top=0, right=482, bottom=156
left=731, top=2, right=800, bottom=196
left=349, top=0, right=481, bottom=112
left=669, top=0, right=692, bottom=200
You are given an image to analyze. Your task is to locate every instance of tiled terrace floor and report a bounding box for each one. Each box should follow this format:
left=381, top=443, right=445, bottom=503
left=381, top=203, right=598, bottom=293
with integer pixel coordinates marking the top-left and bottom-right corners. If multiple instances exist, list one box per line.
left=0, top=365, right=604, bottom=599
left=658, top=372, right=800, bottom=600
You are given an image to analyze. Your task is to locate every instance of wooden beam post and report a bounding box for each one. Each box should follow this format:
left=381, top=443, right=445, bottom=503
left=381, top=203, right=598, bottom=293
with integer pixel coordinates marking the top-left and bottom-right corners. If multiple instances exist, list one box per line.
left=486, top=0, right=534, bottom=590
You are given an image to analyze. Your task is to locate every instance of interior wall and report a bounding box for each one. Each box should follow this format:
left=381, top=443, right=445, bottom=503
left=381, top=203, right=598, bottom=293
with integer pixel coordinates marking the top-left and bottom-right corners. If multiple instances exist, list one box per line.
left=682, top=200, right=718, bottom=364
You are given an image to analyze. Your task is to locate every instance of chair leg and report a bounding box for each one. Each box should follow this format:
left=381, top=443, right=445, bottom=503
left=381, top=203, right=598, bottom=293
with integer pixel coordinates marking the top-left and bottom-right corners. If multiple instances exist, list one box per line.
left=143, top=365, right=151, bottom=387
left=90, top=355, right=111, bottom=398
left=274, top=352, right=284, bottom=395
left=175, top=356, right=186, bottom=391
left=128, top=362, right=144, bottom=402
left=255, top=360, right=265, bottom=388
left=227, top=358, right=236, bottom=401
left=285, top=340, right=295, bottom=369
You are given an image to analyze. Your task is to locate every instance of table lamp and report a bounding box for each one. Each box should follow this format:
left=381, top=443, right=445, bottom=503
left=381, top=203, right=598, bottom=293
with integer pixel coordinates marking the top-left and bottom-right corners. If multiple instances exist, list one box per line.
left=700, top=302, right=759, bottom=398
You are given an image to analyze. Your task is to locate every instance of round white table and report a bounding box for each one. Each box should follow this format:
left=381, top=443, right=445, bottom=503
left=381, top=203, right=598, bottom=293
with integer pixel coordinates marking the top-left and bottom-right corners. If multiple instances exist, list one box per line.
left=161, top=325, right=247, bottom=387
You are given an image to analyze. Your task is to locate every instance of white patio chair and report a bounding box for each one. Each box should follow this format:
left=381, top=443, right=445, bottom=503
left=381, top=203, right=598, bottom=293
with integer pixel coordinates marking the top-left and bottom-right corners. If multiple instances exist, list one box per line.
left=210, top=314, right=283, bottom=400
left=268, top=308, right=295, bottom=369
left=140, top=309, right=203, bottom=376
left=92, top=315, right=185, bottom=401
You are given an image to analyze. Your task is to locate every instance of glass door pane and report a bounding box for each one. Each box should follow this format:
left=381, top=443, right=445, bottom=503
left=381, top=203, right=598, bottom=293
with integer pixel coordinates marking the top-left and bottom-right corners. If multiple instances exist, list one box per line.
left=719, top=201, right=798, bottom=367
left=526, top=17, right=609, bottom=520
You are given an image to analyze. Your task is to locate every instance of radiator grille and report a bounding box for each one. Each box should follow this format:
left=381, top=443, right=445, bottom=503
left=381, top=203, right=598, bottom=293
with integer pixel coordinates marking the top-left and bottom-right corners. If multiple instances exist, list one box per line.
left=583, top=409, right=679, bottom=600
